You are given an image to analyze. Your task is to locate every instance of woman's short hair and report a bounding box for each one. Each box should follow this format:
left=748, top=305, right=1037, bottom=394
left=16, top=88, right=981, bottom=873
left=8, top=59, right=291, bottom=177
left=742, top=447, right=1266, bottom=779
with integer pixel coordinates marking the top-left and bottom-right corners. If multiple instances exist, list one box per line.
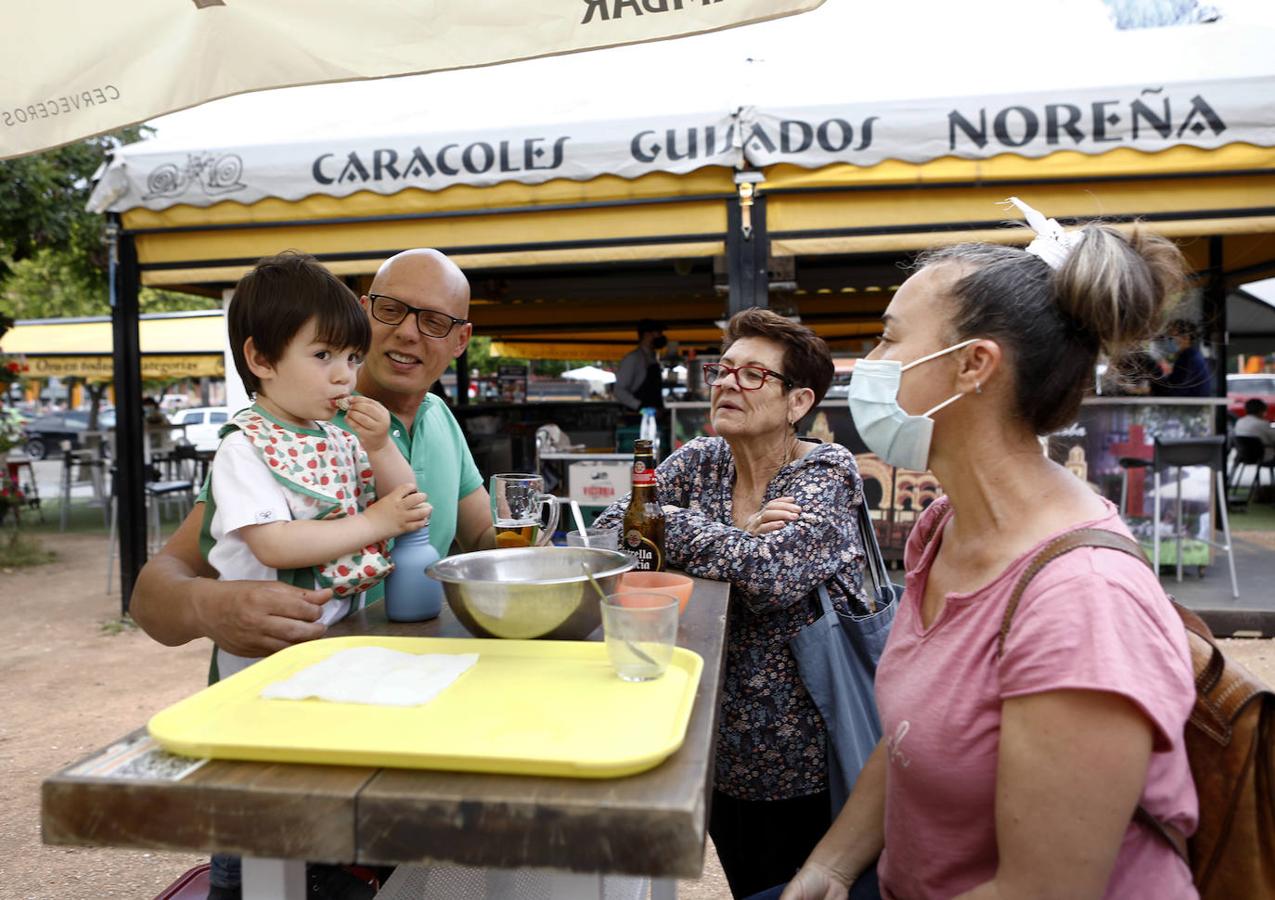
left=1167, top=318, right=1199, bottom=343
left=722, top=308, right=835, bottom=405
left=228, top=251, right=369, bottom=395
left=916, top=223, right=1186, bottom=435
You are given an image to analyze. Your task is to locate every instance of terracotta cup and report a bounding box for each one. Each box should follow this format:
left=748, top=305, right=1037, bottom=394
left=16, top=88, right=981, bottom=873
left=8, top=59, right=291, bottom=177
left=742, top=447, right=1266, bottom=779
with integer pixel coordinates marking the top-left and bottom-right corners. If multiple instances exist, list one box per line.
left=618, top=571, right=694, bottom=615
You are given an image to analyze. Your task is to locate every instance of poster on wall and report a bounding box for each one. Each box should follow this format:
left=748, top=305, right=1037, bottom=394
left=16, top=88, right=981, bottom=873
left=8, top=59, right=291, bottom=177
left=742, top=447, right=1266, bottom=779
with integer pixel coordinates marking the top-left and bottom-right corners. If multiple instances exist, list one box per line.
left=497, top=364, right=528, bottom=404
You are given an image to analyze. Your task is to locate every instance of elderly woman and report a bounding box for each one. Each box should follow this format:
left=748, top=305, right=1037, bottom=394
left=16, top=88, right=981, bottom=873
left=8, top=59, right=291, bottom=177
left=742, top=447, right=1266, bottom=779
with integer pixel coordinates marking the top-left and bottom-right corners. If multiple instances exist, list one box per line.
left=595, top=308, right=869, bottom=898
left=778, top=205, right=1198, bottom=900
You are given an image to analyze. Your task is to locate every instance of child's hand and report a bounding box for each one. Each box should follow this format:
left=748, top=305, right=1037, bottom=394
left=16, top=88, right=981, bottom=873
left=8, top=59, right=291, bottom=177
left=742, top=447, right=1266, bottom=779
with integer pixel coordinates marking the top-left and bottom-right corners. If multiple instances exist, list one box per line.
left=341, top=395, right=392, bottom=452
left=366, top=484, right=431, bottom=538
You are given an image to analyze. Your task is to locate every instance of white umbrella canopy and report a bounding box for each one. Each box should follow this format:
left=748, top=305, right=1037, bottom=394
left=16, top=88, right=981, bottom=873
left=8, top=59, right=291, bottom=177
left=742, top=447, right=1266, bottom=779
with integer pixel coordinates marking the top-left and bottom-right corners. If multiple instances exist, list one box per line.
left=560, top=365, right=617, bottom=384
left=0, top=0, right=824, bottom=161
left=84, top=0, right=1275, bottom=214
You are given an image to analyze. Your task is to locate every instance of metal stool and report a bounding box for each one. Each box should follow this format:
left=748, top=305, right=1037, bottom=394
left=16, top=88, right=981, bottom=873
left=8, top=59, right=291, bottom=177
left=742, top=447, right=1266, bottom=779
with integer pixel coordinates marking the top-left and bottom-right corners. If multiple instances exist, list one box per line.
left=106, top=472, right=193, bottom=593
left=58, top=442, right=109, bottom=530
left=1117, top=455, right=1153, bottom=518
left=1151, top=436, right=1237, bottom=598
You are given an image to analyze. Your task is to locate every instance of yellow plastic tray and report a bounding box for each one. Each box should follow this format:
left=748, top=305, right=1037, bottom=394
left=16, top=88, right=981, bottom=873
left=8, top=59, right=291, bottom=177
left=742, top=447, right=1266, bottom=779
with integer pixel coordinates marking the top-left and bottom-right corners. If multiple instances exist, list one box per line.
left=148, top=636, right=703, bottom=778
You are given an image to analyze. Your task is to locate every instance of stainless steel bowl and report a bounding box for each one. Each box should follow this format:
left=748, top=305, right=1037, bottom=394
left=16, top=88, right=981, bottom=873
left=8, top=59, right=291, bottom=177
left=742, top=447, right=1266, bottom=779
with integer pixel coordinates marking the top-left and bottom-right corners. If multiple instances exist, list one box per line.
left=426, top=546, right=636, bottom=640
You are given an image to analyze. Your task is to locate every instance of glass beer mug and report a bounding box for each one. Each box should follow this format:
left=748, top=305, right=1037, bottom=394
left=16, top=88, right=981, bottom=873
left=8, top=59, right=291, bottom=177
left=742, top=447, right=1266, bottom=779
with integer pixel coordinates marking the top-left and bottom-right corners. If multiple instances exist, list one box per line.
left=489, top=473, right=561, bottom=547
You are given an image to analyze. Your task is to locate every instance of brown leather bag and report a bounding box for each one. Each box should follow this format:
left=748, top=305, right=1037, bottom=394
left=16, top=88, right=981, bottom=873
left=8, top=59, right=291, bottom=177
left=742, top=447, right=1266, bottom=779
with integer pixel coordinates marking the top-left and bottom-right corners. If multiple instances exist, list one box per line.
left=998, top=528, right=1275, bottom=899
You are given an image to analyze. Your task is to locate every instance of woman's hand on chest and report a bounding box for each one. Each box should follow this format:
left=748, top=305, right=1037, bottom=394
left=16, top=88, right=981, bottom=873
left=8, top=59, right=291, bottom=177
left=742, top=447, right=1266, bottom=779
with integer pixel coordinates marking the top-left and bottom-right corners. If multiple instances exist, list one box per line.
left=733, top=493, right=801, bottom=535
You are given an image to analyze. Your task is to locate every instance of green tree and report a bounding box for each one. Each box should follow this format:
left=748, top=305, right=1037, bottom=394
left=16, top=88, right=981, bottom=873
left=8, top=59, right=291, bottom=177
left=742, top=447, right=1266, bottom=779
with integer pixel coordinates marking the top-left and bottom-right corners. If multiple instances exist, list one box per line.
left=0, top=246, right=215, bottom=319
left=0, top=128, right=216, bottom=320
left=0, top=127, right=150, bottom=283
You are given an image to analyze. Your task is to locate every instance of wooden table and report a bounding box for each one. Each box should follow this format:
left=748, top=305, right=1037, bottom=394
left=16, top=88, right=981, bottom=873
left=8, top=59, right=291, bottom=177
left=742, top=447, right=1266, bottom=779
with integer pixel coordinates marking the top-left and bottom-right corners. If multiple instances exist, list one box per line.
left=42, top=575, right=729, bottom=898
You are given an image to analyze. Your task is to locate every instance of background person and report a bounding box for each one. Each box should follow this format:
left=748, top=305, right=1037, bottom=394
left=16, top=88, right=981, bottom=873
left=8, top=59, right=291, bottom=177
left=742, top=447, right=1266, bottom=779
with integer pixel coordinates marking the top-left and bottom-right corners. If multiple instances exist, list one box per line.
left=595, top=308, right=869, bottom=899
left=1152, top=318, right=1213, bottom=398
left=614, top=317, right=668, bottom=413
left=130, top=248, right=496, bottom=661
left=778, top=211, right=1197, bottom=900
left=1235, top=397, right=1275, bottom=462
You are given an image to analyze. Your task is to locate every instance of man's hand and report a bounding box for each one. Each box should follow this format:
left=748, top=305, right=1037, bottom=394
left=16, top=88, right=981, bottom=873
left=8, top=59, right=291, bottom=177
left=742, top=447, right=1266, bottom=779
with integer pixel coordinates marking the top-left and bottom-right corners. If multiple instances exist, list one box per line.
left=191, top=579, right=333, bottom=657
left=366, top=483, right=431, bottom=538
left=744, top=496, right=801, bottom=535
left=780, top=862, right=852, bottom=900
left=341, top=395, right=393, bottom=452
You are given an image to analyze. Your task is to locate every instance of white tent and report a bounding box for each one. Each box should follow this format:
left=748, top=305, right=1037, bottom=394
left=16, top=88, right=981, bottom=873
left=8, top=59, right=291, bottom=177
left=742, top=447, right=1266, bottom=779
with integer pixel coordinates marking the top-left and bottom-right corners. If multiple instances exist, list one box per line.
left=561, top=365, right=617, bottom=384
left=89, top=3, right=1275, bottom=213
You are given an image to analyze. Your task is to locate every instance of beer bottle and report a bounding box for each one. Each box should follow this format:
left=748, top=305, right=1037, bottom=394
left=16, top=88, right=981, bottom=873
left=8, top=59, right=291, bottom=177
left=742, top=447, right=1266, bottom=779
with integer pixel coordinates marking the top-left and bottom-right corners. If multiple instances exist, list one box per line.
left=622, top=438, right=665, bottom=572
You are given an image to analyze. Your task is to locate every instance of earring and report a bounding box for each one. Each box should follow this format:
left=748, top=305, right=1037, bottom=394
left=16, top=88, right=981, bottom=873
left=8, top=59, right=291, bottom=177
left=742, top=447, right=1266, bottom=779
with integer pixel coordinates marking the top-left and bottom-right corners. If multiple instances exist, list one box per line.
left=974, top=381, right=983, bottom=395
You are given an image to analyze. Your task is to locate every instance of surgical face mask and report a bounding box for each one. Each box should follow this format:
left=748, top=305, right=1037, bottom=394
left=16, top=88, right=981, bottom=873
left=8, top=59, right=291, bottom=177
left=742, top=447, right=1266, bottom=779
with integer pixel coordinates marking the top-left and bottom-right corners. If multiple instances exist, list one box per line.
left=847, top=339, right=977, bottom=470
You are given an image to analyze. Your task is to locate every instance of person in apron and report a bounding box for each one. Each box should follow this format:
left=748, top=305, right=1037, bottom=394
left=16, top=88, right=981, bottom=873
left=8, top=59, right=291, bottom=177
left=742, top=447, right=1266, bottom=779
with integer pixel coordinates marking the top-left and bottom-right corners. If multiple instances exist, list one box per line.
left=615, top=318, right=668, bottom=413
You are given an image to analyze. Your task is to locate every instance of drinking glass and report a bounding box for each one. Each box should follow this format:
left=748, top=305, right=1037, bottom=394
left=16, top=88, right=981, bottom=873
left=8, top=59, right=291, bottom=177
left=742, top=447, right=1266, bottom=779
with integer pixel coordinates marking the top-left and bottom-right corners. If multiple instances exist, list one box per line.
left=489, top=473, right=560, bottom=547
left=565, top=527, right=619, bottom=551
left=601, top=592, right=679, bottom=682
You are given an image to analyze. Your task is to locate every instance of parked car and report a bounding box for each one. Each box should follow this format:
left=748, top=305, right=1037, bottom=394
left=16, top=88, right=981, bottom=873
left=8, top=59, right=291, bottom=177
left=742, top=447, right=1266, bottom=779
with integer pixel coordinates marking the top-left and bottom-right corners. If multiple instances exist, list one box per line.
left=22, top=410, right=116, bottom=460
left=170, top=406, right=230, bottom=452
left=1227, top=374, right=1275, bottom=422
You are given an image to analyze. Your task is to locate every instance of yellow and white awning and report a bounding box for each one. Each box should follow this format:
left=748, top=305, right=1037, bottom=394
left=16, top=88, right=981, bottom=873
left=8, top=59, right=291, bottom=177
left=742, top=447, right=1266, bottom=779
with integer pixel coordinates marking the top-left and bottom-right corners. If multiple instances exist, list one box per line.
left=0, top=312, right=226, bottom=380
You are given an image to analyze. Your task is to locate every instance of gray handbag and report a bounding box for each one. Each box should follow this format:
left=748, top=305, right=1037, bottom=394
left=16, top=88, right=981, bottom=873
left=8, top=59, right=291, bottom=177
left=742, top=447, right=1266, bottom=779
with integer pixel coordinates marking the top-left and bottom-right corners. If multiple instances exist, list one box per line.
left=790, top=502, right=899, bottom=815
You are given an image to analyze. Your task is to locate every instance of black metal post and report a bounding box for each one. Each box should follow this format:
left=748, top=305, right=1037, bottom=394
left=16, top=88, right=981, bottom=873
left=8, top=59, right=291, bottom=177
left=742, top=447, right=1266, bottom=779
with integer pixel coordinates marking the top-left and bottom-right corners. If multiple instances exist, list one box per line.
left=726, top=192, right=769, bottom=317
left=456, top=349, right=470, bottom=406
left=109, top=222, right=147, bottom=612
left=1206, top=236, right=1227, bottom=438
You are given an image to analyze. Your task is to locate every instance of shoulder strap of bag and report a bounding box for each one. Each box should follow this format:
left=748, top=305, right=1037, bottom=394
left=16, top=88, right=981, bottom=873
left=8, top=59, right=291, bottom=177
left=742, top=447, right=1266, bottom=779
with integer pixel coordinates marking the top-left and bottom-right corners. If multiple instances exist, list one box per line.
left=996, top=528, right=1144, bottom=659
left=995, top=526, right=1191, bottom=864
left=856, top=501, right=893, bottom=612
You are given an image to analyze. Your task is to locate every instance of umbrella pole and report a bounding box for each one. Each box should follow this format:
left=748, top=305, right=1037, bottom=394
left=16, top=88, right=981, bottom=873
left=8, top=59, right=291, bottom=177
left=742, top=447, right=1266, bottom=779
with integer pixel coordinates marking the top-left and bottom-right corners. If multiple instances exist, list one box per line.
left=108, top=218, right=148, bottom=613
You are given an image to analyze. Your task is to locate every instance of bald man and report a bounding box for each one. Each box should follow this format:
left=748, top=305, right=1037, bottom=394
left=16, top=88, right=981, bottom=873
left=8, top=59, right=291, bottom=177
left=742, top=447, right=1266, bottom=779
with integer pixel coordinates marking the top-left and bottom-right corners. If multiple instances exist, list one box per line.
left=131, top=249, right=497, bottom=657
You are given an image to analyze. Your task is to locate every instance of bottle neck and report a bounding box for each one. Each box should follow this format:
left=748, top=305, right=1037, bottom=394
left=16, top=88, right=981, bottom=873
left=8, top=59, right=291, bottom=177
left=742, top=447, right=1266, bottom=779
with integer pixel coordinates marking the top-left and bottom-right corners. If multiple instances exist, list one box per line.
left=397, top=525, right=432, bottom=544
left=631, top=451, right=656, bottom=489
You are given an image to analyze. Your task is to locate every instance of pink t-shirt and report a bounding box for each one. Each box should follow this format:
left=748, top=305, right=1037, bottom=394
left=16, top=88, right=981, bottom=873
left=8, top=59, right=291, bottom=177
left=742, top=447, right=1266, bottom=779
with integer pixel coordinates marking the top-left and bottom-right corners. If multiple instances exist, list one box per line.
left=875, top=497, right=1197, bottom=900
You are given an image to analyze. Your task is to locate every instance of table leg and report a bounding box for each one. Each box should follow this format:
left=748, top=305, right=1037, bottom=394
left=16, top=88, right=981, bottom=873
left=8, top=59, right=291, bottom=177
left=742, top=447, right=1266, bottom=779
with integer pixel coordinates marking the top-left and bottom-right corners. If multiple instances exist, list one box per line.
left=543, top=870, right=604, bottom=898
left=375, top=865, right=651, bottom=899
left=241, top=856, right=306, bottom=900
left=650, top=877, right=678, bottom=900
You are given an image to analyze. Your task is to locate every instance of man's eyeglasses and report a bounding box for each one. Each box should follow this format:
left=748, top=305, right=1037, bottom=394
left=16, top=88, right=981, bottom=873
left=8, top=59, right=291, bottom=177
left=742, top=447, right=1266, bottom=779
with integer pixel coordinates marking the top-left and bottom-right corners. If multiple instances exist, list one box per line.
left=702, top=363, right=795, bottom=391
left=368, top=293, right=468, bottom=338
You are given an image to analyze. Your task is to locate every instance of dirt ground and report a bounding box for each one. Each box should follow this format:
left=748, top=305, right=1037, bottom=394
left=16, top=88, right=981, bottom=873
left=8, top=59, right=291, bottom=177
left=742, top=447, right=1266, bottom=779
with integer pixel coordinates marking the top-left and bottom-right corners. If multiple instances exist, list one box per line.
left=3, top=531, right=1273, bottom=900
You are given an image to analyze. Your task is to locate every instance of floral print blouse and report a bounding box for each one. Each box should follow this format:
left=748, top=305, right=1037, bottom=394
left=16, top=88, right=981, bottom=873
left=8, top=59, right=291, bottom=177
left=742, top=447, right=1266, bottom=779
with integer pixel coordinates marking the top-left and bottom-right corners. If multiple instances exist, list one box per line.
left=594, top=437, right=867, bottom=801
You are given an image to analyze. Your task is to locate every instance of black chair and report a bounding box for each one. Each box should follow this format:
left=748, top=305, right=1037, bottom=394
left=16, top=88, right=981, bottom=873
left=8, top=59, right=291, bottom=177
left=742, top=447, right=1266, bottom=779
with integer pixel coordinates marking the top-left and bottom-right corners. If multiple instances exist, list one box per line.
left=1231, top=435, right=1275, bottom=509
left=168, top=441, right=202, bottom=483
left=1151, top=437, right=1237, bottom=598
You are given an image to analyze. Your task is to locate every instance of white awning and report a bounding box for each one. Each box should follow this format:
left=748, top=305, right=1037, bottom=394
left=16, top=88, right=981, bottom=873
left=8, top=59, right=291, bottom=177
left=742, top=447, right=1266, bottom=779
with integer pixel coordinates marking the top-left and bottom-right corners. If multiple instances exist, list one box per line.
left=87, top=8, right=1275, bottom=214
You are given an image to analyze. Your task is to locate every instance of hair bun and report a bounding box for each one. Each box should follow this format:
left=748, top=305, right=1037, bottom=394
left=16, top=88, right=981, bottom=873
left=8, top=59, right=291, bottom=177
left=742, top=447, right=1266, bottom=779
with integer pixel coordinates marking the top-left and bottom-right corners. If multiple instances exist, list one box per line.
left=1053, top=224, right=1186, bottom=356
left=1050, top=223, right=1188, bottom=351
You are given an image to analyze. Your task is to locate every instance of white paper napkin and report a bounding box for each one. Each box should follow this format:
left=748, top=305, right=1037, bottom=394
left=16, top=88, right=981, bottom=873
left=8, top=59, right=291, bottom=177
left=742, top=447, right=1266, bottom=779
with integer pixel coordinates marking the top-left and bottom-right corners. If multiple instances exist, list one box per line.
left=260, top=646, right=478, bottom=707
